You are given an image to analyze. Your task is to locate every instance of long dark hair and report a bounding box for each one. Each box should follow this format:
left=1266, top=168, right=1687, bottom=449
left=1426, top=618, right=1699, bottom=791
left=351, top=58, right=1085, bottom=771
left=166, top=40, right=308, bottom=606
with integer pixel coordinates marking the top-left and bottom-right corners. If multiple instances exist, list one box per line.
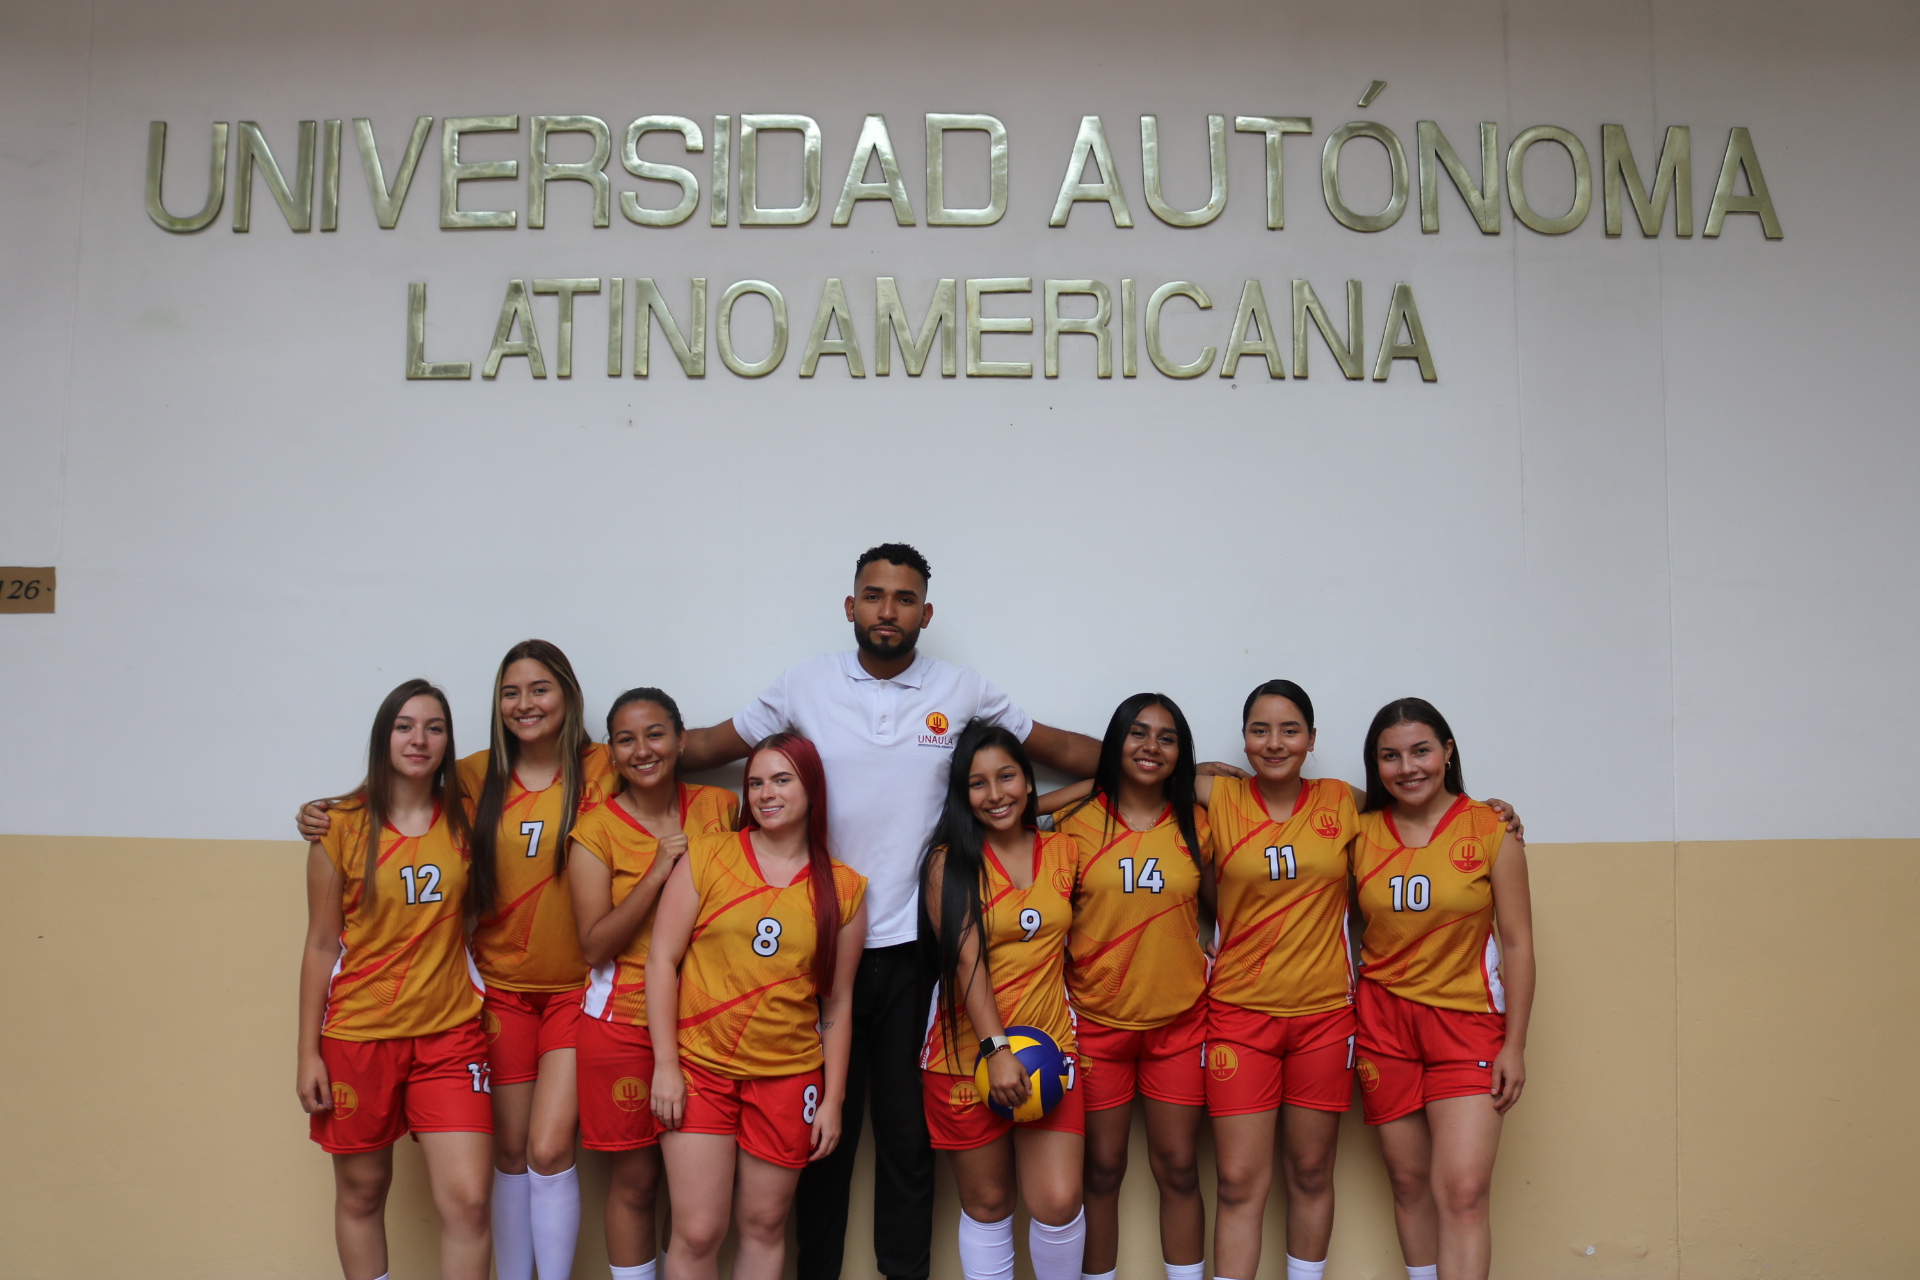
left=1361, top=697, right=1464, bottom=812
left=919, top=720, right=1038, bottom=1062
left=741, top=732, right=844, bottom=998
left=332, top=678, right=471, bottom=906
left=1060, top=692, right=1203, bottom=866
left=469, top=639, right=589, bottom=915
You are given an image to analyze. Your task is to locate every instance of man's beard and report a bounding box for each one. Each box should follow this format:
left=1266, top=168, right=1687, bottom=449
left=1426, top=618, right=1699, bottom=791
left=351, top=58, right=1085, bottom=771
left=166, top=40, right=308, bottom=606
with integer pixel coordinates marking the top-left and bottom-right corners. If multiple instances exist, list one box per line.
left=854, top=622, right=919, bottom=662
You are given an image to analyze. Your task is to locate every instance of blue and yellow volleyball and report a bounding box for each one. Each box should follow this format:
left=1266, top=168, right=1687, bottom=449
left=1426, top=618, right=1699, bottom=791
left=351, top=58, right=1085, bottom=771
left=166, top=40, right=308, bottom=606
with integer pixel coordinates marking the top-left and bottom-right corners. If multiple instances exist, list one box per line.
left=973, top=1026, right=1072, bottom=1122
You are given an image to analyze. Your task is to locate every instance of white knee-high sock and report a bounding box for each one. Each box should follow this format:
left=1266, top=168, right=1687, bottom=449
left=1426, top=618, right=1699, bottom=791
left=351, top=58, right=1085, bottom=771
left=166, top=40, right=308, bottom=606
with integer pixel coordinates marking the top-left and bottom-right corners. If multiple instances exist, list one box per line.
left=494, top=1170, right=533, bottom=1280
left=1407, top=1266, right=1438, bottom=1280
left=1287, top=1257, right=1328, bottom=1280
left=1028, top=1209, right=1086, bottom=1280
left=1167, top=1263, right=1205, bottom=1280
left=529, top=1164, right=581, bottom=1280
left=611, top=1262, right=656, bottom=1280
left=958, top=1210, right=1016, bottom=1280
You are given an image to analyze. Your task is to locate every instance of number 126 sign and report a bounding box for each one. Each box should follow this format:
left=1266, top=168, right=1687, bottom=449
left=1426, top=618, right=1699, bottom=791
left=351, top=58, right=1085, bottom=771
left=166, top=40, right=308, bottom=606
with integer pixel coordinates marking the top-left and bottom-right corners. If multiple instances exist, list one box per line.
left=0, top=568, right=55, bottom=614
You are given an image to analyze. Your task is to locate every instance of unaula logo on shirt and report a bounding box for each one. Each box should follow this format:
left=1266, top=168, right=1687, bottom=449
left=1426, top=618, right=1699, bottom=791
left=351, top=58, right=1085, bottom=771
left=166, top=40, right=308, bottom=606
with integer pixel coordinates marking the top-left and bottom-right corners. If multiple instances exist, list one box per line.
left=918, top=711, right=955, bottom=747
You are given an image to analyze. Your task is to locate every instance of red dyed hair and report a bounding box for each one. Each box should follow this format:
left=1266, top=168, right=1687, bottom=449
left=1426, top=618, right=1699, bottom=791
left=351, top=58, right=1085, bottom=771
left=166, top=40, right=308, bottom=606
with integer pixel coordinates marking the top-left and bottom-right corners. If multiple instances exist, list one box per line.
left=741, top=732, right=844, bottom=998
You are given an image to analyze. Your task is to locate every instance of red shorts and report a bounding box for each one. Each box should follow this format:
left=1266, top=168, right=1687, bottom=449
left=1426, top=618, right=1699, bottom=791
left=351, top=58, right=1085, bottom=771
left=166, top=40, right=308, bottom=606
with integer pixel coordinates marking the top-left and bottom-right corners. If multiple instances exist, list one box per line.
left=310, top=1021, right=494, bottom=1154
left=1078, top=1002, right=1207, bottom=1111
left=484, top=986, right=584, bottom=1085
left=922, top=1071, right=1086, bottom=1150
left=677, top=1059, right=823, bottom=1170
left=1355, top=980, right=1505, bottom=1125
left=576, top=1020, right=659, bottom=1152
left=1203, top=997, right=1356, bottom=1117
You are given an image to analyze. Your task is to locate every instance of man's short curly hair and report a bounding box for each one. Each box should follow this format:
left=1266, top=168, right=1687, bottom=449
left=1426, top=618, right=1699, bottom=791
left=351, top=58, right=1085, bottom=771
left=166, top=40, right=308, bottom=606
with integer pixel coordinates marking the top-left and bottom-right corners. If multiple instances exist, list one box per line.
left=854, top=542, right=931, bottom=587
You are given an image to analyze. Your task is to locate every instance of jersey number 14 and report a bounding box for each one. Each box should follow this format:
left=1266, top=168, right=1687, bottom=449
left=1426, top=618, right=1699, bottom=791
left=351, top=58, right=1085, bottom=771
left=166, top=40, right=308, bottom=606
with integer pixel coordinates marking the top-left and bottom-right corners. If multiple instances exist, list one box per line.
left=1118, top=856, right=1164, bottom=893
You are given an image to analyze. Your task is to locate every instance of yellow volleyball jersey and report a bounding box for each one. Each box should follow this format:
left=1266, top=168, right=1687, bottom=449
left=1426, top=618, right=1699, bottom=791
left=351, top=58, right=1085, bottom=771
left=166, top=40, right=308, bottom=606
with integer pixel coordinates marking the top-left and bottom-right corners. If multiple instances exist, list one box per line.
left=920, top=830, right=1079, bottom=1076
left=1056, top=796, right=1208, bottom=1030
left=1207, top=775, right=1358, bottom=1017
left=460, top=743, right=617, bottom=992
left=674, top=830, right=867, bottom=1079
left=318, top=801, right=482, bottom=1041
left=573, top=784, right=739, bottom=1026
left=1352, top=795, right=1507, bottom=1014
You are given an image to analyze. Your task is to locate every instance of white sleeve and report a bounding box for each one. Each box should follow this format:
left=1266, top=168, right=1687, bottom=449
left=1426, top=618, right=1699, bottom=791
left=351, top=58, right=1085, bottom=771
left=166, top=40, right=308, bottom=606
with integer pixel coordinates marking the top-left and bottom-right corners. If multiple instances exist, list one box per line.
left=972, top=671, right=1034, bottom=741
left=733, top=667, right=794, bottom=746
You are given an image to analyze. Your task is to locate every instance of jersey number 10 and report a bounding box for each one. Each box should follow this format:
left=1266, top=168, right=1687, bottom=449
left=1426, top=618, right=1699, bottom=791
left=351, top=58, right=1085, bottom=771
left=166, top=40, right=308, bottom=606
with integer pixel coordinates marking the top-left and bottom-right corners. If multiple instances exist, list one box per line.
left=1388, top=874, right=1431, bottom=912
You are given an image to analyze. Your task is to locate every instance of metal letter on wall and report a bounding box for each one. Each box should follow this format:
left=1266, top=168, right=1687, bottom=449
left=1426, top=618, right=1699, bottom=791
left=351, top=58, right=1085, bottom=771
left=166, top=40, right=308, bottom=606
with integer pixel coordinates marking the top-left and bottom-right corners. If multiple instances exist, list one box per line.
left=1418, top=121, right=1500, bottom=234
left=1704, top=127, right=1783, bottom=239
left=965, top=278, right=1035, bottom=376
left=739, top=115, right=822, bottom=226
left=1145, top=282, right=1216, bottom=378
left=233, top=120, right=316, bottom=232
left=1507, top=125, right=1592, bottom=235
left=406, top=282, right=473, bottom=380
left=354, top=116, right=433, bottom=229
left=528, top=116, right=612, bottom=228
left=441, top=116, right=520, bottom=230
left=1233, top=116, right=1311, bottom=230
left=833, top=115, right=916, bottom=226
left=1141, top=115, right=1227, bottom=227
left=925, top=114, right=1009, bottom=227
left=1043, top=280, right=1113, bottom=378
left=621, top=116, right=704, bottom=227
left=717, top=281, right=789, bottom=375
left=1049, top=116, right=1133, bottom=228
left=1603, top=124, right=1692, bottom=237
left=875, top=278, right=958, bottom=376
left=1322, top=122, right=1408, bottom=232
left=146, top=121, right=228, bottom=233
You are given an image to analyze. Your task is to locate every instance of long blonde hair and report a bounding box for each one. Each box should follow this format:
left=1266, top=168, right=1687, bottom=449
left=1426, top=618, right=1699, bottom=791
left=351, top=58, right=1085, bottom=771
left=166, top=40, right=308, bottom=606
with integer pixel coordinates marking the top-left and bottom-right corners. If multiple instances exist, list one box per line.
left=467, top=640, right=588, bottom=916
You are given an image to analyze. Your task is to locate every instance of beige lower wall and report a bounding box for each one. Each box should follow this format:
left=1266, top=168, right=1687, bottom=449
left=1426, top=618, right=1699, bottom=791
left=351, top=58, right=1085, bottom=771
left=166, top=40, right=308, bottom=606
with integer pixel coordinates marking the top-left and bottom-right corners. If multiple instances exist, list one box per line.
left=0, top=836, right=1910, bottom=1280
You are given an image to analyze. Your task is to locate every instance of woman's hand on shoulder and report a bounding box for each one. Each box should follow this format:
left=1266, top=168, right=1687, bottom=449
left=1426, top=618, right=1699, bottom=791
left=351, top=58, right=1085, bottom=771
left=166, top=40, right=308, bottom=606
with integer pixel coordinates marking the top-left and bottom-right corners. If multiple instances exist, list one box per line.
left=1196, top=760, right=1250, bottom=781
left=296, top=799, right=332, bottom=841
left=1485, top=798, right=1523, bottom=839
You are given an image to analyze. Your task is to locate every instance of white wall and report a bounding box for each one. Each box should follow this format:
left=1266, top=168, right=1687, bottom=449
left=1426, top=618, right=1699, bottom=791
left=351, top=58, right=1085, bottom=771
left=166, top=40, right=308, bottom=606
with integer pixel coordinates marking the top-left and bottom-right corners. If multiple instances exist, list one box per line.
left=1, top=0, right=1914, bottom=843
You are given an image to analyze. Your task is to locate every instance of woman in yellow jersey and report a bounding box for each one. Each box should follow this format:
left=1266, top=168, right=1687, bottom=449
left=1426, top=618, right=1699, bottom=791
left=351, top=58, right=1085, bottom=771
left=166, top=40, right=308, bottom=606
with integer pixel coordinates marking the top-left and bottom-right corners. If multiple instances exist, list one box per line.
left=1350, top=698, right=1535, bottom=1280
left=1042, top=694, right=1211, bottom=1280
left=920, top=721, right=1086, bottom=1280
left=297, top=679, right=492, bottom=1280
left=1198, top=681, right=1362, bottom=1280
left=568, top=688, right=739, bottom=1280
left=646, top=732, right=867, bottom=1280
left=463, top=640, right=616, bottom=1280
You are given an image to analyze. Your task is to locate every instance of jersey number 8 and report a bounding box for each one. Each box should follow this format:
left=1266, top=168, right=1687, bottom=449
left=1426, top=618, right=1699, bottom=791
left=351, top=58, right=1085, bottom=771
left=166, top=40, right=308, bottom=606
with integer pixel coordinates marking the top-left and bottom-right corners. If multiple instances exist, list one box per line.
left=753, top=917, right=783, bottom=956
left=801, top=1083, right=819, bottom=1123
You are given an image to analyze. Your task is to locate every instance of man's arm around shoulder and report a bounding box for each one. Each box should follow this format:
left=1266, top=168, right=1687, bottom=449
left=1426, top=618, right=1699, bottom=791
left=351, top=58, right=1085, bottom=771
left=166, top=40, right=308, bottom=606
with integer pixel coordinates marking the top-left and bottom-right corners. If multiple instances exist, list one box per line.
left=1024, top=721, right=1100, bottom=778
left=682, top=719, right=753, bottom=772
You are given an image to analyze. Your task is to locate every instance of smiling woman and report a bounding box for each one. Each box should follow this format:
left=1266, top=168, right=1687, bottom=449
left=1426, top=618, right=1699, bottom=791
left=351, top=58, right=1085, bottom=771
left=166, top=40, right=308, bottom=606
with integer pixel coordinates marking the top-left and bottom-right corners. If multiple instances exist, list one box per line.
left=1350, top=697, right=1536, bottom=1280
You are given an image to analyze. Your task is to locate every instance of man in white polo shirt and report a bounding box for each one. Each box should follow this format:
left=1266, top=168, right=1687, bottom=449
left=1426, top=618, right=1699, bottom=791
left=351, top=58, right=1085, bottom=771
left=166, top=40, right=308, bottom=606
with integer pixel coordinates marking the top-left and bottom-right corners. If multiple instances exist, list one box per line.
left=679, top=543, right=1101, bottom=1280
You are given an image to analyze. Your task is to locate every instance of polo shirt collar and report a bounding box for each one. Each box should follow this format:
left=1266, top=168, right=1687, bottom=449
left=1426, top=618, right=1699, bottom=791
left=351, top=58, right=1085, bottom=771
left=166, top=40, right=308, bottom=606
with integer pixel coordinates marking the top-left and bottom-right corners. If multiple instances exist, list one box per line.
left=840, top=648, right=929, bottom=689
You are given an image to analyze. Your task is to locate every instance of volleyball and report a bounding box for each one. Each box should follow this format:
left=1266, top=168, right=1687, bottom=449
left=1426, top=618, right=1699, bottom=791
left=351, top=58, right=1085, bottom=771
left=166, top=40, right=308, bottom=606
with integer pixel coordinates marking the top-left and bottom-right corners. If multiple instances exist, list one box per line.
left=974, top=1026, right=1072, bottom=1122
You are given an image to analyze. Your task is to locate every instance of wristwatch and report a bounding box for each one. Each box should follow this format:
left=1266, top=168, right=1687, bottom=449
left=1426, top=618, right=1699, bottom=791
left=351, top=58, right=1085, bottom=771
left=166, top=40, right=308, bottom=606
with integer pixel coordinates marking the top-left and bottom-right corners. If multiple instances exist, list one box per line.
left=978, top=1034, right=1011, bottom=1060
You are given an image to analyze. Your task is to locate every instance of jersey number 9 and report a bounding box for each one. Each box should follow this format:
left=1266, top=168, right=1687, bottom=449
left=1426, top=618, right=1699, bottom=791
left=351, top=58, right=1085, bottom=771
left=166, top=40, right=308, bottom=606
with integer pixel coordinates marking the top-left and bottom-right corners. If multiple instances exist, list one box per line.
left=1018, top=907, right=1042, bottom=941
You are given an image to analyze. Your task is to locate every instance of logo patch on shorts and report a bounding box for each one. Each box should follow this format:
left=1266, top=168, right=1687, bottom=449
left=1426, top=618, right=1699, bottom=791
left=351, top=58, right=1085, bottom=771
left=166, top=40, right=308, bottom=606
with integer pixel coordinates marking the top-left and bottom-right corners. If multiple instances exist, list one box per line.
left=1207, top=1044, right=1239, bottom=1082
left=1450, top=839, right=1487, bottom=873
left=482, top=1009, right=502, bottom=1037
left=948, top=1079, right=981, bottom=1113
left=612, top=1077, right=649, bottom=1111
left=1355, top=1057, right=1381, bottom=1093
left=331, top=1081, right=359, bottom=1118
left=1311, top=809, right=1341, bottom=840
